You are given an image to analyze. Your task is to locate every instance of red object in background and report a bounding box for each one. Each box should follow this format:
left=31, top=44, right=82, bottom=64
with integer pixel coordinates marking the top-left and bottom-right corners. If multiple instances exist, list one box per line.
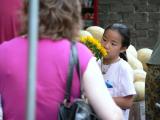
left=81, top=0, right=98, bottom=27
left=93, top=0, right=98, bottom=25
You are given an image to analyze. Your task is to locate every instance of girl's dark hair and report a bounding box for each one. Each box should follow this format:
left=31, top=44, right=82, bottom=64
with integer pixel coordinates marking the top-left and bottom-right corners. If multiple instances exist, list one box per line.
left=104, top=23, right=131, bottom=61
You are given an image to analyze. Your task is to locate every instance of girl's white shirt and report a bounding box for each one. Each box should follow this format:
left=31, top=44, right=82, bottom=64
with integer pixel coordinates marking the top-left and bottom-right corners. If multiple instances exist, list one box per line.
left=82, top=57, right=123, bottom=120
left=98, top=58, right=136, bottom=120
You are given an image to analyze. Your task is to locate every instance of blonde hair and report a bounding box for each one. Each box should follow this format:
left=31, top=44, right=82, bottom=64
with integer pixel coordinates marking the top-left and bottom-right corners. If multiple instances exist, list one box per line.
left=22, top=0, right=82, bottom=40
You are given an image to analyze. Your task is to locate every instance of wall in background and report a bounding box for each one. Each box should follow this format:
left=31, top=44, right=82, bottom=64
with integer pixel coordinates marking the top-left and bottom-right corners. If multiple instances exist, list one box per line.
left=98, top=0, right=160, bottom=49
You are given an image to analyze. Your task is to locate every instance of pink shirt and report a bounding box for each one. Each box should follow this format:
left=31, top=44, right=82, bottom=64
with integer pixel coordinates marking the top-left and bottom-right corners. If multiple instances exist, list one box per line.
left=0, top=36, right=92, bottom=120
left=0, top=0, right=22, bottom=43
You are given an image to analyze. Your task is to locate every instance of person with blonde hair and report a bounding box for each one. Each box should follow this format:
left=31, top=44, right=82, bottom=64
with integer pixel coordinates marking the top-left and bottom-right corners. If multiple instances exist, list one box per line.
left=0, top=0, right=123, bottom=120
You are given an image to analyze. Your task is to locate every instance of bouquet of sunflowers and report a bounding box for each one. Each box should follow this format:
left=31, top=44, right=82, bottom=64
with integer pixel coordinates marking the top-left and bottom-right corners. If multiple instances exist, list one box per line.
left=80, top=36, right=107, bottom=61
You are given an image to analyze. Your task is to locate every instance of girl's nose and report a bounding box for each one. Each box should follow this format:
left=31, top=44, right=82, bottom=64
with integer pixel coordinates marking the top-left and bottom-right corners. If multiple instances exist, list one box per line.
left=105, top=42, right=111, bottom=50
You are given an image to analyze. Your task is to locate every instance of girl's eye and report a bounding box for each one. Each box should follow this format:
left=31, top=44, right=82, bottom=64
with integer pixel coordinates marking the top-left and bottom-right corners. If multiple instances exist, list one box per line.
left=111, top=42, right=117, bottom=46
left=103, top=38, right=106, bottom=41
left=103, top=38, right=108, bottom=42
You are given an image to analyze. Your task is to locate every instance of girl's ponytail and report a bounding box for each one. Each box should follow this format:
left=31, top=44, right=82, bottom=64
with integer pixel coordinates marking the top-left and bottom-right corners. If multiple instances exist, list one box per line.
left=119, top=51, right=128, bottom=61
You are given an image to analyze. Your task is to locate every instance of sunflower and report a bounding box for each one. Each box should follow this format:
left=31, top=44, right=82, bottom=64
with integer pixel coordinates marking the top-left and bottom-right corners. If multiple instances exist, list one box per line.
left=80, top=36, right=107, bottom=61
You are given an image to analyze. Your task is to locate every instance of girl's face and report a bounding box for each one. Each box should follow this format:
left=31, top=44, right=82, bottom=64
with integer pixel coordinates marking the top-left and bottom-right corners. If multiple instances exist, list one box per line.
left=101, top=29, right=126, bottom=61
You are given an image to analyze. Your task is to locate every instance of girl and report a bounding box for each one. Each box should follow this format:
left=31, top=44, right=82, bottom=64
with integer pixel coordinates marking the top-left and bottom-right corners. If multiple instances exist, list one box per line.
left=99, top=23, right=136, bottom=120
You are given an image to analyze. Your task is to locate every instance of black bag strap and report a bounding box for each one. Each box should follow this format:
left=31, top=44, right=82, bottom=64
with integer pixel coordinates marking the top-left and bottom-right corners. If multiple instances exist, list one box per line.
left=64, top=41, right=81, bottom=103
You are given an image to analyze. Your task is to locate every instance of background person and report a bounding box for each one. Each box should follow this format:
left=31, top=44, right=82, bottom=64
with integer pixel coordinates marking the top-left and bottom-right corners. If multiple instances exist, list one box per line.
left=0, top=0, right=22, bottom=44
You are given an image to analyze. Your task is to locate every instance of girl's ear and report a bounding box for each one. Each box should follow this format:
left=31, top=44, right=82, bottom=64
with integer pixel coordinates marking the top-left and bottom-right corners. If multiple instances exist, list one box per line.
left=120, top=47, right=127, bottom=53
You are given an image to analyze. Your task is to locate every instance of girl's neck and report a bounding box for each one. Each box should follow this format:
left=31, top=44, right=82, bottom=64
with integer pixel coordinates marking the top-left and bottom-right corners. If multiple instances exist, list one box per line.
left=103, top=57, right=120, bottom=65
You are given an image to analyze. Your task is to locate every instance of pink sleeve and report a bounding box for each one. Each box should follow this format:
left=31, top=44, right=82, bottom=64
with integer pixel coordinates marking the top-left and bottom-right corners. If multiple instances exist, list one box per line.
left=0, top=44, right=5, bottom=93
left=77, top=42, right=93, bottom=75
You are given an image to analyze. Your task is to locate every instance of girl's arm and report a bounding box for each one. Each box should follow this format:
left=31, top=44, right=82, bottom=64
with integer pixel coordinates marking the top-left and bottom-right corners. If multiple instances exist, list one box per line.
left=113, top=95, right=134, bottom=109
left=114, top=61, right=136, bottom=110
